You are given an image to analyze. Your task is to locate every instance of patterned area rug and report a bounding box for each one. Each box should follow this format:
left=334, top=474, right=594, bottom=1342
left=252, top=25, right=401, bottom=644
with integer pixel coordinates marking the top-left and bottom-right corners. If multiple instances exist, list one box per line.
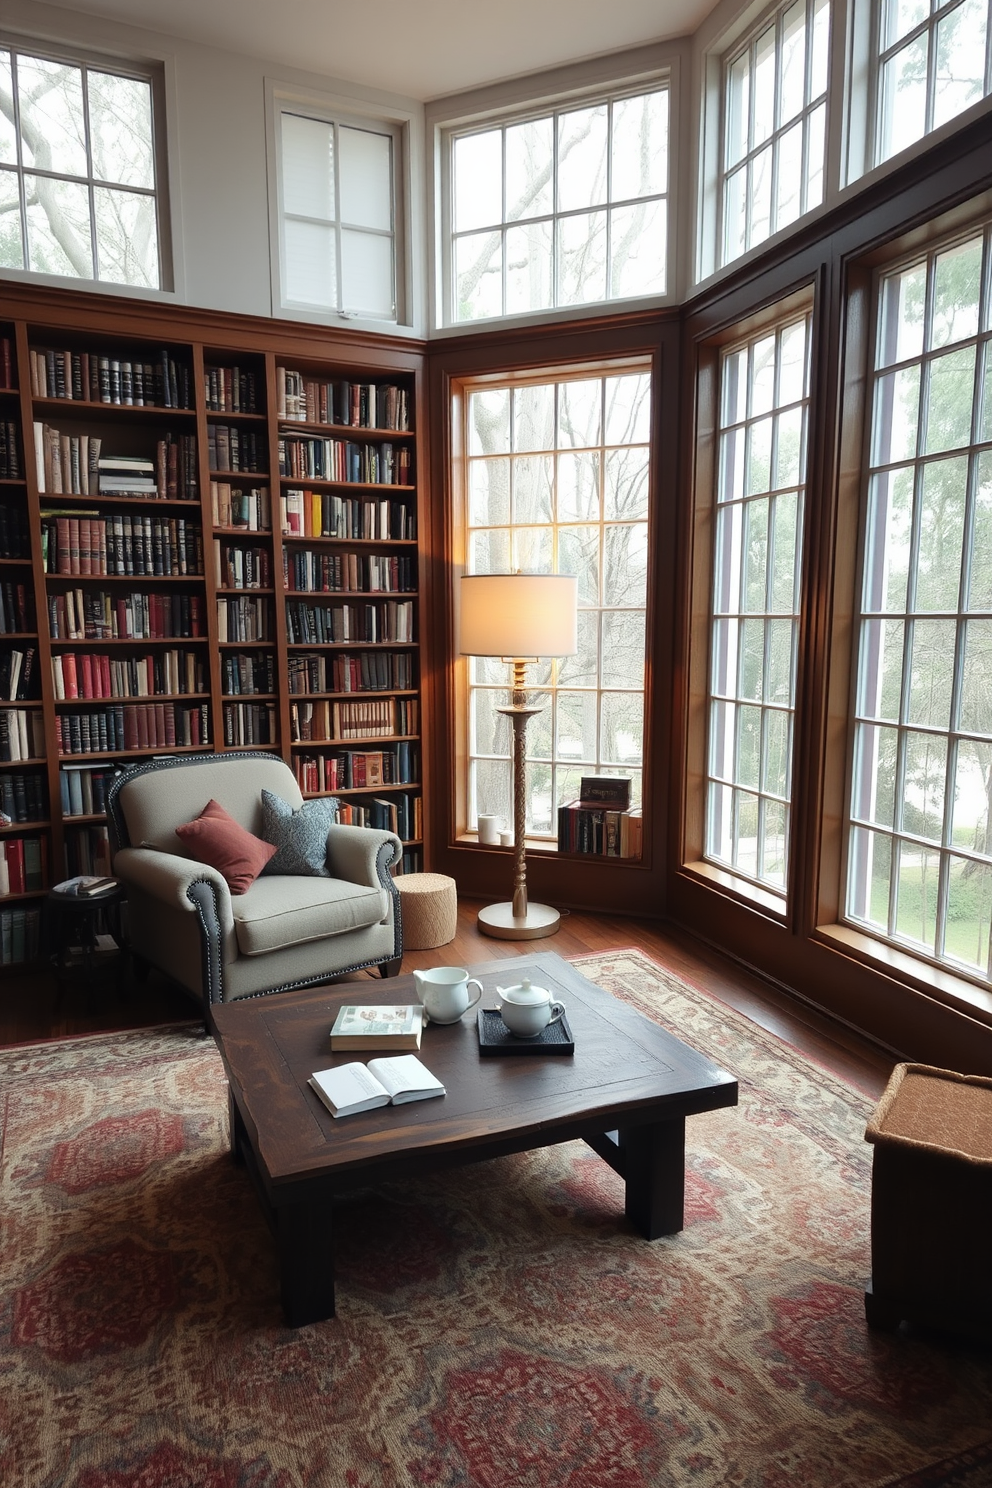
left=1, top=948, right=990, bottom=1488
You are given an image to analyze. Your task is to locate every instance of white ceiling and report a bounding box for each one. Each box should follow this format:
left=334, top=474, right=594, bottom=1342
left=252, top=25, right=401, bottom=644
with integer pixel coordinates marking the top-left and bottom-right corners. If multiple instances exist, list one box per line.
left=51, top=0, right=714, bottom=100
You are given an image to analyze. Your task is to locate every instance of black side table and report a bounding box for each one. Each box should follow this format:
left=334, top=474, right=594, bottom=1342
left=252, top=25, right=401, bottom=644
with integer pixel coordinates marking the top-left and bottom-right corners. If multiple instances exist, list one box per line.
left=42, top=881, right=128, bottom=993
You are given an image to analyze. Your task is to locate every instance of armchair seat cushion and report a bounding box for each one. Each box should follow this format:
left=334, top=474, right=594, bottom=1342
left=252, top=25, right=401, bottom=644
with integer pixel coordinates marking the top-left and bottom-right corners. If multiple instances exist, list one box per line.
left=232, top=874, right=389, bottom=957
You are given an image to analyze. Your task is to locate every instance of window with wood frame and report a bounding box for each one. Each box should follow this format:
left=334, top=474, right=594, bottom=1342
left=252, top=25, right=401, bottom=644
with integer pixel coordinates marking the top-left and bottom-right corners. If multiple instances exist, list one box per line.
left=845, top=222, right=992, bottom=982
left=701, top=308, right=812, bottom=899
left=459, top=367, right=652, bottom=839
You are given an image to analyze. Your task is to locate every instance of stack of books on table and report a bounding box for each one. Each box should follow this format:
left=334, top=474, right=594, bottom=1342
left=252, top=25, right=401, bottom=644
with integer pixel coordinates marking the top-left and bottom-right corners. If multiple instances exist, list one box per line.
left=557, top=776, right=642, bottom=860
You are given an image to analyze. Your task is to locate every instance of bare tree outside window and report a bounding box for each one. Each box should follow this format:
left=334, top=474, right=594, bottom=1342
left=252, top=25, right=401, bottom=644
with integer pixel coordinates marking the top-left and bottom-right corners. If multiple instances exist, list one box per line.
left=0, top=45, right=160, bottom=288
left=449, top=87, right=668, bottom=325
left=462, top=369, right=651, bottom=837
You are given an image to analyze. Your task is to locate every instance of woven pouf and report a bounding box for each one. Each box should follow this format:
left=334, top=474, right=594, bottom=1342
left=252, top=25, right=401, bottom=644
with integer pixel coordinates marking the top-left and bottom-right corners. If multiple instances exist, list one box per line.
left=396, top=872, right=458, bottom=950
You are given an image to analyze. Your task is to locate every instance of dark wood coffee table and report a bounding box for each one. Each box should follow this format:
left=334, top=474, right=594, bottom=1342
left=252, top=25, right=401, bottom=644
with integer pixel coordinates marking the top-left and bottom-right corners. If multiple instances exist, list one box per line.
left=210, top=950, right=738, bottom=1325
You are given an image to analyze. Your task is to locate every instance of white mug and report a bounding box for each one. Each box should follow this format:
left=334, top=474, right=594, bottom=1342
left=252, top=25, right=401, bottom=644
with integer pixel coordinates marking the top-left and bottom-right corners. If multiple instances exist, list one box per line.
left=477, top=814, right=501, bottom=845
left=496, top=978, right=566, bottom=1038
left=413, top=966, right=484, bottom=1024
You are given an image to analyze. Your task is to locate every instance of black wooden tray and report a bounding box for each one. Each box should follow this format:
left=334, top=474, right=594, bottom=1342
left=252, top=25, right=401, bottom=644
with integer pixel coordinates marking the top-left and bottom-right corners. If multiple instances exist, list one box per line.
left=477, top=1007, right=575, bottom=1055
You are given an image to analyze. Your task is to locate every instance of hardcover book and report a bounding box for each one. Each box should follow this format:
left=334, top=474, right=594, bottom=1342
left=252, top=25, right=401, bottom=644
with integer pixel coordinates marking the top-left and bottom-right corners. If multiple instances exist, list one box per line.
left=329, top=1003, right=424, bottom=1050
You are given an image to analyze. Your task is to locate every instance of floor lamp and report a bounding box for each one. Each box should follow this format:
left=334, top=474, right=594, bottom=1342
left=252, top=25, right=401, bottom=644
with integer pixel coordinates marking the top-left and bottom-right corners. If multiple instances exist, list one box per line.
left=459, top=573, right=578, bottom=939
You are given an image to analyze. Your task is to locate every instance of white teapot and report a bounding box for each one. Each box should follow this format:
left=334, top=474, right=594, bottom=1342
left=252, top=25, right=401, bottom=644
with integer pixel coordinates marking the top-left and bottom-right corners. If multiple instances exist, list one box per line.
left=413, top=966, right=484, bottom=1024
left=496, top=977, right=566, bottom=1038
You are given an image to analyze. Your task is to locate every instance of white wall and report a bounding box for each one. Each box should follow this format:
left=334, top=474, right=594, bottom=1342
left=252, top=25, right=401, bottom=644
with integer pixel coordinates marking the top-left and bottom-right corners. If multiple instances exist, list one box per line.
left=1, top=0, right=428, bottom=334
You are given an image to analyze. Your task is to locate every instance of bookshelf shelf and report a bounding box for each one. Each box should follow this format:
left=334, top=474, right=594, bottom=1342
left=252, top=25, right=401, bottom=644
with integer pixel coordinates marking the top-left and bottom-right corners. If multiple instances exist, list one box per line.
left=0, top=818, right=49, bottom=833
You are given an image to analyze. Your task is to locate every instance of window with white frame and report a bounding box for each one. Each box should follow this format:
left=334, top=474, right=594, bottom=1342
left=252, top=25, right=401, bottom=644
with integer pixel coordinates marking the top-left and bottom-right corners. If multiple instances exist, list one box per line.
left=447, top=85, right=669, bottom=325
left=704, top=312, right=811, bottom=896
left=720, top=0, right=830, bottom=267
left=462, top=369, right=651, bottom=836
left=874, top=0, right=992, bottom=165
left=846, top=224, right=992, bottom=981
left=0, top=41, right=162, bottom=288
left=277, top=107, right=399, bottom=321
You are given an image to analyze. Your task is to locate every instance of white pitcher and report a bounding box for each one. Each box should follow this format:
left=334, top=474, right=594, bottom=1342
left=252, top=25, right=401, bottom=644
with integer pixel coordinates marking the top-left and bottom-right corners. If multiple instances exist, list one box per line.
left=413, top=966, right=484, bottom=1025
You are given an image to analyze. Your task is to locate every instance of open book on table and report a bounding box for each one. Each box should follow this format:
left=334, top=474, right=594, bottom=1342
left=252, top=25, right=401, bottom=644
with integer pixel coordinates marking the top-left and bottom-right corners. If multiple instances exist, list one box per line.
left=309, top=1054, right=445, bottom=1119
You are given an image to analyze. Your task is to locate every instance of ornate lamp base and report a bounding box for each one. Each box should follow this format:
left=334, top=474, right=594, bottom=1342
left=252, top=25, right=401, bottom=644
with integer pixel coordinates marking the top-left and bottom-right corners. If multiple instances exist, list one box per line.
left=477, top=900, right=561, bottom=940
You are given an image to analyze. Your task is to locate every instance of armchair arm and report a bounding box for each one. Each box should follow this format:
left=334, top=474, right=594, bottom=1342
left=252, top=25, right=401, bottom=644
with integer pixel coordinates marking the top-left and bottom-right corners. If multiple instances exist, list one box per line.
left=325, top=824, right=402, bottom=891
left=114, top=846, right=233, bottom=921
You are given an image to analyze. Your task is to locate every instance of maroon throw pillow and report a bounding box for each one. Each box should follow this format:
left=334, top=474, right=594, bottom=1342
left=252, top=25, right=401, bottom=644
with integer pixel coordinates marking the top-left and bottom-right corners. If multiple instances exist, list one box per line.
left=175, top=798, right=276, bottom=894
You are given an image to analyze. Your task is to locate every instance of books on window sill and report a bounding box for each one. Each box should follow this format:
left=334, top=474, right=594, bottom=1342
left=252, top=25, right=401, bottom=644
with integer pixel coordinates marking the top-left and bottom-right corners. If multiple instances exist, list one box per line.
left=329, top=1004, right=424, bottom=1051
left=557, top=802, right=642, bottom=859
left=309, top=1053, right=443, bottom=1118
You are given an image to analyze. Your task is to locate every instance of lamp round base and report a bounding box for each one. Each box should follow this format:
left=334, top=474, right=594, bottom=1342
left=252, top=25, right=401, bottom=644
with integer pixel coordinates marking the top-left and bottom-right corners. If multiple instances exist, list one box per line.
left=476, top=901, right=561, bottom=940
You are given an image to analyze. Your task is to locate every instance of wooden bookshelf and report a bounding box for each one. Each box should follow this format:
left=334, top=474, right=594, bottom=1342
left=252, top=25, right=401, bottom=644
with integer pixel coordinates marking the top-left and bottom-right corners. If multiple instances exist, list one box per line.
left=0, top=292, right=428, bottom=963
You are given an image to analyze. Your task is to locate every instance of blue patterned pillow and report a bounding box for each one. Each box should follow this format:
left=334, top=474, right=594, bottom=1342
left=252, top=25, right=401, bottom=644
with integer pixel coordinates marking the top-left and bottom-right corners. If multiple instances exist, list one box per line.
left=259, top=790, right=339, bottom=877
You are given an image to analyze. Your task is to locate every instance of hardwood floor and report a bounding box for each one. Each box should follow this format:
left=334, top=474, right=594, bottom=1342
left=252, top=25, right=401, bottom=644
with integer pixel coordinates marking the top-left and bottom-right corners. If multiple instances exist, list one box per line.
left=0, top=901, right=895, bottom=1098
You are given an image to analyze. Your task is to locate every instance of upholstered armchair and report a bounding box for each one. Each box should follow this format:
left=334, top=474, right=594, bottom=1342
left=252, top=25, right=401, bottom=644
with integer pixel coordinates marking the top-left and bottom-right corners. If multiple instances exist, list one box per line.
left=107, top=752, right=403, bottom=1005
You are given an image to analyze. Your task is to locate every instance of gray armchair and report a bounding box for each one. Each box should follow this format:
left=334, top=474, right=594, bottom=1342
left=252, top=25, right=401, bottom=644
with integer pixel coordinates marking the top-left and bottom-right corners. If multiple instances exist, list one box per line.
left=107, top=752, right=403, bottom=1005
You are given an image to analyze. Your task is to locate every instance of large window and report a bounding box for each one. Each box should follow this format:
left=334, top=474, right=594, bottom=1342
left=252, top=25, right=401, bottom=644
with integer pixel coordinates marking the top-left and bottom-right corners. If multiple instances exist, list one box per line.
left=846, top=224, right=992, bottom=980
left=447, top=86, right=669, bottom=325
left=0, top=42, right=162, bottom=288
left=277, top=107, right=398, bottom=321
left=461, top=369, right=651, bottom=837
left=720, top=0, right=830, bottom=266
left=704, top=312, right=811, bottom=897
left=875, top=0, right=992, bottom=165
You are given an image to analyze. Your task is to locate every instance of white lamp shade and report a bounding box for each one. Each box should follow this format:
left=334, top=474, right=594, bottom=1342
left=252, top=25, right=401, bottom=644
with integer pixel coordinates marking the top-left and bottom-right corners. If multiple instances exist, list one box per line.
left=460, top=574, right=578, bottom=658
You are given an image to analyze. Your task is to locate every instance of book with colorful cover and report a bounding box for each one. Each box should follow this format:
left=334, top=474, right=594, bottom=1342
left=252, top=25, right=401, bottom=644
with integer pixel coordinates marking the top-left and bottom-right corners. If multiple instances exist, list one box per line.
left=329, top=1003, right=424, bottom=1051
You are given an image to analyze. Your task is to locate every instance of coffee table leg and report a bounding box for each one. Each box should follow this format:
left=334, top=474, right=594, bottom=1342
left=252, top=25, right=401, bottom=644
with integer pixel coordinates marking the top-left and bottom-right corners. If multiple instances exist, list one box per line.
left=276, top=1200, right=337, bottom=1327
left=621, top=1117, right=686, bottom=1239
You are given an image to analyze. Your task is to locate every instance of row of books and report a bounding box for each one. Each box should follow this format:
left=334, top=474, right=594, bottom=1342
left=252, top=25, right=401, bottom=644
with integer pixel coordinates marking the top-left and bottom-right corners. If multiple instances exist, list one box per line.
left=0, top=834, right=46, bottom=895
left=223, top=701, right=277, bottom=747
left=63, top=822, right=112, bottom=879
left=0, top=581, right=33, bottom=634
left=55, top=702, right=210, bottom=755
left=280, top=490, right=416, bottom=541
left=0, top=503, right=29, bottom=559
left=0, top=708, right=44, bottom=760
left=279, top=436, right=412, bottom=486
left=556, top=802, right=643, bottom=858
left=0, top=648, right=37, bottom=701
left=0, top=337, right=13, bottom=389
left=204, top=365, right=259, bottom=414
left=60, top=765, right=117, bottom=817
left=28, top=346, right=192, bottom=408
left=51, top=649, right=207, bottom=701
left=41, top=512, right=204, bottom=577
left=287, top=650, right=414, bottom=695
left=33, top=427, right=198, bottom=501
left=216, top=595, right=271, bottom=643
left=283, top=550, right=415, bottom=595
left=276, top=369, right=410, bottom=431
left=222, top=651, right=275, bottom=696
left=48, top=590, right=206, bottom=641
left=0, top=907, right=41, bottom=964
left=210, top=483, right=270, bottom=532
left=1, top=769, right=46, bottom=823
left=293, top=742, right=418, bottom=791
left=213, top=541, right=272, bottom=591
left=0, top=420, right=21, bottom=479
left=285, top=599, right=414, bottom=645
left=340, top=793, right=420, bottom=839
left=290, top=697, right=417, bottom=742
left=207, top=424, right=264, bottom=474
